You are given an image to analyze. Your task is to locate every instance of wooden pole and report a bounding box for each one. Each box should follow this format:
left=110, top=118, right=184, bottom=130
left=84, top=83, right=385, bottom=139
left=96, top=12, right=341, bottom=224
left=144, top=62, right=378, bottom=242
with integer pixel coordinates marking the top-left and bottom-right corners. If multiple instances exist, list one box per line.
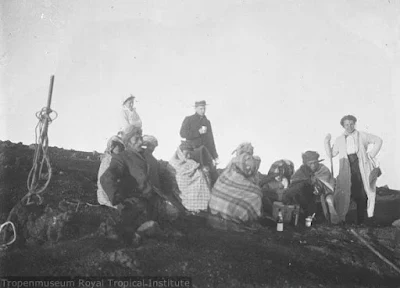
left=349, top=229, right=400, bottom=275
left=328, top=139, right=334, bottom=177
left=42, top=75, right=55, bottom=138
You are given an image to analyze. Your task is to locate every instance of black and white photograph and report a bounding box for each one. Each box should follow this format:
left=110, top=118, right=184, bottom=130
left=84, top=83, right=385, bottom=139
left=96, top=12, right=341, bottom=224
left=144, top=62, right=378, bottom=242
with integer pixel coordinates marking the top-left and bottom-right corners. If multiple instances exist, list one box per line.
left=0, top=0, right=400, bottom=287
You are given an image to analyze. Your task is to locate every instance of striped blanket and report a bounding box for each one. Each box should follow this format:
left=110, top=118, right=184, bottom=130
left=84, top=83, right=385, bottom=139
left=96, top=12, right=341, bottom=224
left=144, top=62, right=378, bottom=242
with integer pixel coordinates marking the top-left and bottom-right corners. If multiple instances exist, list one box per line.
left=209, top=154, right=263, bottom=223
left=169, top=148, right=211, bottom=212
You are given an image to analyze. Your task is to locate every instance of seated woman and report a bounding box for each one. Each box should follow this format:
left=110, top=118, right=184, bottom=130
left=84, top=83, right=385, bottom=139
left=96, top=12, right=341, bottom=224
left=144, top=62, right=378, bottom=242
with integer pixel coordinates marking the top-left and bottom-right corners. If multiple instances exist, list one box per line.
left=97, top=135, right=125, bottom=208
left=209, top=143, right=262, bottom=225
left=260, top=159, right=294, bottom=214
left=282, top=151, right=339, bottom=224
left=169, top=141, right=211, bottom=212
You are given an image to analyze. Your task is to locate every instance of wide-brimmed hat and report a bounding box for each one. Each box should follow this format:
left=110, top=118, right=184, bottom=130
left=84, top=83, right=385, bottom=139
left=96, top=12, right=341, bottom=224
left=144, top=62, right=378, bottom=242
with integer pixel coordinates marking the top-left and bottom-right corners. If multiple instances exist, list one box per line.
left=122, top=95, right=135, bottom=105
left=194, top=100, right=208, bottom=107
left=302, top=151, right=324, bottom=164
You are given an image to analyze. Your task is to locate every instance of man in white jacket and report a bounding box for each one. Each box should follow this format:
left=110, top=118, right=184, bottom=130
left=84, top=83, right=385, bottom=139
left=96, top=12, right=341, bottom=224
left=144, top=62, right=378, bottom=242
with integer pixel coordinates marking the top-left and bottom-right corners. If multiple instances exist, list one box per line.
left=325, top=115, right=383, bottom=225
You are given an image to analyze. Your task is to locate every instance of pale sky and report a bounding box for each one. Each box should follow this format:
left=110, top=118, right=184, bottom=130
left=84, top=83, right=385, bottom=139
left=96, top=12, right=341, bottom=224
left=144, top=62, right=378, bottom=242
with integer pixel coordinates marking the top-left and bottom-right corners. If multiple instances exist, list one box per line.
left=1, top=0, right=399, bottom=189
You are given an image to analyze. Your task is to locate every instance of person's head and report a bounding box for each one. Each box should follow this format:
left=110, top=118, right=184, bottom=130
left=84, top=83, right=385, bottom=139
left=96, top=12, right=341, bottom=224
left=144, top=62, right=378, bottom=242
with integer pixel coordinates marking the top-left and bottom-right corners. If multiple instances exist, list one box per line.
left=236, top=154, right=261, bottom=176
left=111, top=141, right=124, bottom=154
left=123, top=95, right=135, bottom=110
left=340, top=115, right=357, bottom=134
left=194, top=100, right=207, bottom=116
left=179, top=141, right=193, bottom=159
left=142, top=135, right=158, bottom=154
left=106, top=136, right=125, bottom=155
left=302, top=151, right=323, bottom=173
left=121, top=125, right=143, bottom=152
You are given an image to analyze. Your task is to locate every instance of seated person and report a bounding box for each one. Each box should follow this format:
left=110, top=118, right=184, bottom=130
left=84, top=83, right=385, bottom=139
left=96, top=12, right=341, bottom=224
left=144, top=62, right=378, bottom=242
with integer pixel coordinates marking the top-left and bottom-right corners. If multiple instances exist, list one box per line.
left=142, top=135, right=186, bottom=218
left=260, top=159, right=294, bottom=214
left=97, top=135, right=125, bottom=208
left=209, top=146, right=262, bottom=224
left=142, top=135, right=161, bottom=189
left=100, top=126, right=159, bottom=243
left=282, top=151, right=339, bottom=224
left=169, top=141, right=211, bottom=212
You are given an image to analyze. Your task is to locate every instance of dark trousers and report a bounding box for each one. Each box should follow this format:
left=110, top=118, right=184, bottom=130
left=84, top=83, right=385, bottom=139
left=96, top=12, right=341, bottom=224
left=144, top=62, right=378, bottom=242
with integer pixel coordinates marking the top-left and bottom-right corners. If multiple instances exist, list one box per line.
left=348, top=154, right=367, bottom=224
left=190, top=145, right=219, bottom=186
left=283, top=182, right=317, bottom=217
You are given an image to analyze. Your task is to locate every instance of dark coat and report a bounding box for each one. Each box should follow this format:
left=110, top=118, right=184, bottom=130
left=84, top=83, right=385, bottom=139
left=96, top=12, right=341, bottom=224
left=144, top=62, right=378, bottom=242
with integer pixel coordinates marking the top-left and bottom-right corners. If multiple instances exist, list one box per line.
left=143, top=150, right=161, bottom=189
left=100, top=149, right=150, bottom=206
left=179, top=113, right=218, bottom=159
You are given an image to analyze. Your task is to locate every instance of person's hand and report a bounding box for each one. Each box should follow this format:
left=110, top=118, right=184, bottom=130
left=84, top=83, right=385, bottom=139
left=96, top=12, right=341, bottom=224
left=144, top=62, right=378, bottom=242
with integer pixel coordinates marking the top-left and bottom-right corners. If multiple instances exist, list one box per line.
left=213, top=158, right=219, bottom=166
left=325, top=133, right=332, bottom=143
left=116, top=203, right=125, bottom=212
left=199, top=126, right=207, bottom=134
left=141, top=184, right=153, bottom=199
left=310, top=175, right=317, bottom=185
left=281, top=177, right=289, bottom=189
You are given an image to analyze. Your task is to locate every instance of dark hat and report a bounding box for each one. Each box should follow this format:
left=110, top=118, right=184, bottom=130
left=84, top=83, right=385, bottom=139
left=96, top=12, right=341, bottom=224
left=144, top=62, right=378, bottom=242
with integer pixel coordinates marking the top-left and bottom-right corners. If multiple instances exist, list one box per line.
left=302, top=151, right=324, bottom=164
left=340, top=115, right=357, bottom=127
left=194, top=100, right=207, bottom=107
left=123, top=95, right=135, bottom=105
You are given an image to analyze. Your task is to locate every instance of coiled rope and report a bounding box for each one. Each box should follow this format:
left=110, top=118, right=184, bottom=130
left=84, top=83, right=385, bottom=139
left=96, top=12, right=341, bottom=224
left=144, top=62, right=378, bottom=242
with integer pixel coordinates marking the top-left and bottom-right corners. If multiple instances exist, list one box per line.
left=24, top=106, right=58, bottom=205
left=0, top=76, right=56, bottom=250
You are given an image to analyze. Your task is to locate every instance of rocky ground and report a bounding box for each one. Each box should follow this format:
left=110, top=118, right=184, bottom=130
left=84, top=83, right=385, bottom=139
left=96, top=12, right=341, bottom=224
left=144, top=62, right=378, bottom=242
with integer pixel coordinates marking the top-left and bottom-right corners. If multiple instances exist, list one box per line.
left=0, top=140, right=400, bottom=288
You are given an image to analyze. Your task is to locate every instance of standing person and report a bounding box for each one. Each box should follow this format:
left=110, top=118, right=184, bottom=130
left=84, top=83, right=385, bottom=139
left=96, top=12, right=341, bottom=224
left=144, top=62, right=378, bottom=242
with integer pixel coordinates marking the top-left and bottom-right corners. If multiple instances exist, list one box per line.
left=119, top=95, right=142, bottom=136
left=325, top=115, right=383, bottom=225
left=180, top=100, right=219, bottom=184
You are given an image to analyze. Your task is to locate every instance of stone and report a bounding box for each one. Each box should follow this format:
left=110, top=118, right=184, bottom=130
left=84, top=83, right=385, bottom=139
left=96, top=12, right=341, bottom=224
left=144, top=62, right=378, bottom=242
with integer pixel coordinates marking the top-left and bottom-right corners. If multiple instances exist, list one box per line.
left=392, top=219, right=400, bottom=228
left=108, top=249, right=141, bottom=272
left=136, top=221, right=161, bottom=238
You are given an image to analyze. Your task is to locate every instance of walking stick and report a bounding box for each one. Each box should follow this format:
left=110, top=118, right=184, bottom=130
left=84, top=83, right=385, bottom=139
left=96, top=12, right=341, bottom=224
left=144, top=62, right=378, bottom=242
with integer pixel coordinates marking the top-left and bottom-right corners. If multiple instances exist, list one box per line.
left=326, top=134, right=334, bottom=177
left=350, top=229, right=400, bottom=275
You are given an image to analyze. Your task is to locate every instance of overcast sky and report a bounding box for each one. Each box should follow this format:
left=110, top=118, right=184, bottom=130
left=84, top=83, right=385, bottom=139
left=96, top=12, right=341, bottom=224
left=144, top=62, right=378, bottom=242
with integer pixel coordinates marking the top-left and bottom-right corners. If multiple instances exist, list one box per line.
left=1, top=0, right=399, bottom=189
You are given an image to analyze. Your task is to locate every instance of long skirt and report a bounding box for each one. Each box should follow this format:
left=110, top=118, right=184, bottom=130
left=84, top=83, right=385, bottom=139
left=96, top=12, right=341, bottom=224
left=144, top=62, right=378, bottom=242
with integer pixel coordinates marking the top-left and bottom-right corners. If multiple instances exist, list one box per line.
left=348, top=153, right=367, bottom=224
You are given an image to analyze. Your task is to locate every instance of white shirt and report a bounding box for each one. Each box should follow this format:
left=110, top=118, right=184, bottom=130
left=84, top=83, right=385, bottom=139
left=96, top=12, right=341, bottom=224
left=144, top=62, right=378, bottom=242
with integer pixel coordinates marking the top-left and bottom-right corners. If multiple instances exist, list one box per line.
left=346, top=133, right=358, bottom=155
left=120, top=107, right=142, bottom=132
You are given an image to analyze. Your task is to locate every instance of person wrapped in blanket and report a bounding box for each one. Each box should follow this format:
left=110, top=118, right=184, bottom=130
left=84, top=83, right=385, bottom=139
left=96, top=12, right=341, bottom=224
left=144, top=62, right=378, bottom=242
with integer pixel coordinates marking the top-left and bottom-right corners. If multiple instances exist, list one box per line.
left=97, top=135, right=125, bottom=208
left=259, top=159, right=294, bottom=214
left=169, top=141, right=211, bottom=213
left=208, top=143, right=263, bottom=228
left=100, top=126, right=164, bottom=244
left=282, top=151, right=339, bottom=224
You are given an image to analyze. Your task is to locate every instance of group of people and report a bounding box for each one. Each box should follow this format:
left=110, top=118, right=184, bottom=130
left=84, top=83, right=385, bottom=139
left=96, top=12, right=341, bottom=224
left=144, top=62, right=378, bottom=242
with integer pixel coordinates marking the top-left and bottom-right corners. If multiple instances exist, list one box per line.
left=96, top=96, right=383, bottom=242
